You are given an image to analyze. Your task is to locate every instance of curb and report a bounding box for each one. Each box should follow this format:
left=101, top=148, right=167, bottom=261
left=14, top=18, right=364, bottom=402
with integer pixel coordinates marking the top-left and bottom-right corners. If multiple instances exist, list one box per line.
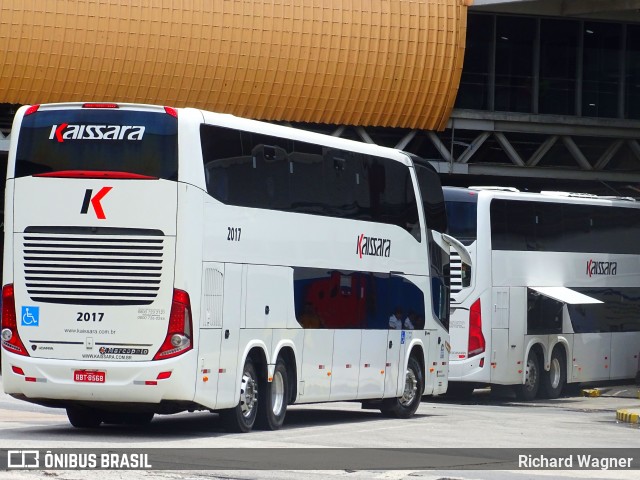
left=581, top=388, right=601, bottom=397
left=616, top=409, right=640, bottom=424
left=580, top=386, right=640, bottom=398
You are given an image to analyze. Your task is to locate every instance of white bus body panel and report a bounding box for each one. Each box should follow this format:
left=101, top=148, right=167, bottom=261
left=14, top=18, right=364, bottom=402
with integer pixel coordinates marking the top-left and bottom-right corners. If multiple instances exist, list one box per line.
left=330, top=330, right=363, bottom=401
left=571, top=333, right=611, bottom=382
left=299, top=330, right=334, bottom=402
left=245, top=265, right=292, bottom=330
left=447, top=188, right=640, bottom=390
left=9, top=178, right=177, bottom=362
left=194, top=262, right=226, bottom=410
left=4, top=177, right=183, bottom=402
left=429, top=331, right=448, bottom=394
left=356, top=330, right=387, bottom=399
left=384, top=330, right=404, bottom=397
left=2, top=352, right=198, bottom=404
left=610, top=332, right=640, bottom=380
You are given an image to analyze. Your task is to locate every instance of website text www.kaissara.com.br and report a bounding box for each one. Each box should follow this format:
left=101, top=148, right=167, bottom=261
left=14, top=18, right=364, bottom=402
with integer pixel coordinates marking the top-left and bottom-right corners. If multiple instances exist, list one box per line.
left=64, top=328, right=115, bottom=335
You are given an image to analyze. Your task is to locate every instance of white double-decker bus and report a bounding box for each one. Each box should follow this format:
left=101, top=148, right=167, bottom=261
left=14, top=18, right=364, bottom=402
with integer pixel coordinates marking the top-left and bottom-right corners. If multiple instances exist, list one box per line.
left=444, top=186, right=640, bottom=400
left=2, top=102, right=450, bottom=432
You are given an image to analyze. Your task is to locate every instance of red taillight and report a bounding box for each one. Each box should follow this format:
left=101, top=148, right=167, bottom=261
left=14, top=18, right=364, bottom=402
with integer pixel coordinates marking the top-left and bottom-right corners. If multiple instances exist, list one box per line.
left=468, top=299, right=485, bottom=358
left=153, top=289, right=193, bottom=360
left=164, top=106, right=178, bottom=118
left=24, top=105, right=40, bottom=115
left=1, top=284, right=29, bottom=356
left=82, top=103, right=119, bottom=109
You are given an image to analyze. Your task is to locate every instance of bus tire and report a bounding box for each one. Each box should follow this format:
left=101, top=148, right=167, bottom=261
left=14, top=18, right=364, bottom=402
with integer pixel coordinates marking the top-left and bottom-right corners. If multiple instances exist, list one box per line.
left=256, top=357, right=289, bottom=430
left=515, top=350, right=541, bottom=401
left=540, top=348, right=566, bottom=399
left=102, top=411, right=154, bottom=425
left=445, top=382, right=475, bottom=399
left=128, top=412, right=154, bottom=425
left=66, top=406, right=102, bottom=428
left=380, top=356, right=424, bottom=419
left=220, top=357, right=259, bottom=433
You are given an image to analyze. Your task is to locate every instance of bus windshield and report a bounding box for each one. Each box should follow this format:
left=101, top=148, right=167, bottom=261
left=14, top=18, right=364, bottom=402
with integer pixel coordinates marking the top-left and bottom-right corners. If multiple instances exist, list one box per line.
left=14, top=108, right=178, bottom=179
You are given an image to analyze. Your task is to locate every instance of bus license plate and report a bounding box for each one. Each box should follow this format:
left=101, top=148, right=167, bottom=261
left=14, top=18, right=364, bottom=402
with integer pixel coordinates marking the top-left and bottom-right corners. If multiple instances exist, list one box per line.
left=74, top=370, right=105, bottom=383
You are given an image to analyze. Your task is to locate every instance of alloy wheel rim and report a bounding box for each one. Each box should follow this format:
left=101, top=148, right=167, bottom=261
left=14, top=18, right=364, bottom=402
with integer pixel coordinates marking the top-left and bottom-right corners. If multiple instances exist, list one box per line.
left=525, top=358, right=538, bottom=391
left=549, top=357, right=561, bottom=389
left=271, top=371, right=285, bottom=415
left=240, top=371, right=258, bottom=418
left=399, top=368, right=418, bottom=406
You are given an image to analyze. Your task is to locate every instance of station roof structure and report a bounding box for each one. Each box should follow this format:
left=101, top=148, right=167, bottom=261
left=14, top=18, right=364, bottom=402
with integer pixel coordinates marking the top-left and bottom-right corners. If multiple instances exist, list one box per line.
left=0, top=0, right=471, bottom=131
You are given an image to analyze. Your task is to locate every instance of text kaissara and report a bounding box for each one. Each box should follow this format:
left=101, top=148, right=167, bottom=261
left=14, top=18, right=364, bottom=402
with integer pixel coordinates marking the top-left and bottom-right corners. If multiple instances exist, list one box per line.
left=586, top=259, right=617, bottom=277
left=49, top=124, right=145, bottom=142
left=356, top=234, right=391, bottom=259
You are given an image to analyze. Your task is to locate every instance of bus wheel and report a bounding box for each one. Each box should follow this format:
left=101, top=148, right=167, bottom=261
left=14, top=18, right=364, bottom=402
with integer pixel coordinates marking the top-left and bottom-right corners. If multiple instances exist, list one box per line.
left=66, top=406, right=102, bottom=428
left=380, top=356, right=424, bottom=419
left=256, top=357, right=289, bottom=430
left=102, top=411, right=154, bottom=425
left=122, top=412, right=155, bottom=425
left=540, top=348, right=566, bottom=399
left=220, top=358, right=259, bottom=433
left=515, top=350, right=541, bottom=401
left=445, top=382, right=475, bottom=399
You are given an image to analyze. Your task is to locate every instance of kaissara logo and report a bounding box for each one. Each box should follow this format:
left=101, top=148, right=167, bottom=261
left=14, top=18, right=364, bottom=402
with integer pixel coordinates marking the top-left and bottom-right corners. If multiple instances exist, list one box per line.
left=586, top=259, right=617, bottom=277
left=356, top=233, right=391, bottom=259
left=49, top=124, right=145, bottom=143
left=81, top=187, right=112, bottom=220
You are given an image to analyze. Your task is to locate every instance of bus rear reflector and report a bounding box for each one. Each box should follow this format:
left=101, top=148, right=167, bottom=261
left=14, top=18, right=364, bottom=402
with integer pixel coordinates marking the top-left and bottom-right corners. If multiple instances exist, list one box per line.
left=164, top=106, right=178, bottom=118
left=24, top=105, right=40, bottom=116
left=1, top=284, right=29, bottom=356
left=468, top=298, right=485, bottom=358
left=153, top=289, right=193, bottom=360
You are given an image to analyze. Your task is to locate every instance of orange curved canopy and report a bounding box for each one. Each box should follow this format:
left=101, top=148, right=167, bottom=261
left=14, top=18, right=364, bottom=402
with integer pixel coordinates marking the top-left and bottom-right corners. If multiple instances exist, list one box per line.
left=0, top=0, right=469, bottom=130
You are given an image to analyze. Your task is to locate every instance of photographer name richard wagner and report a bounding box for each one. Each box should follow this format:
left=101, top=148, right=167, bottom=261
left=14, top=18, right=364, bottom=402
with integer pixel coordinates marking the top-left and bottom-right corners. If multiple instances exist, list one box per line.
left=519, top=454, right=635, bottom=470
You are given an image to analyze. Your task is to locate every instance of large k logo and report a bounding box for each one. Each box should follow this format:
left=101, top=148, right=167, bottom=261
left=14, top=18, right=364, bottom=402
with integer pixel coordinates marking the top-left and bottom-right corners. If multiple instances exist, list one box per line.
left=80, top=187, right=112, bottom=220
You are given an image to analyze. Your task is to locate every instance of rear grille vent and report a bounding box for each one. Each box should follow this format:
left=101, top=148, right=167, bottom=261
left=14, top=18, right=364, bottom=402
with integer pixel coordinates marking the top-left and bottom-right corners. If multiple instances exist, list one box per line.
left=450, top=250, right=463, bottom=295
left=22, top=227, right=165, bottom=305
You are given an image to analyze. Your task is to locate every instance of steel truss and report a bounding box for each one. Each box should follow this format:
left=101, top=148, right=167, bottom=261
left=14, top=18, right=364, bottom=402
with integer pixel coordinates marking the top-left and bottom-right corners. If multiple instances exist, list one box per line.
left=289, top=109, right=640, bottom=185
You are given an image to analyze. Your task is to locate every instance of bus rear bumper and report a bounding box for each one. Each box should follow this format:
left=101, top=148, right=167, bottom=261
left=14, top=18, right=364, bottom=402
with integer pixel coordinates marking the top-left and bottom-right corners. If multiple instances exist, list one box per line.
left=448, top=355, right=489, bottom=383
left=1, top=352, right=198, bottom=407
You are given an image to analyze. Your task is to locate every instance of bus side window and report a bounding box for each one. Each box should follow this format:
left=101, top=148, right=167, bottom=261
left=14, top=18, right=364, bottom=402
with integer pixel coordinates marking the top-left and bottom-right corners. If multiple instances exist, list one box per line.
left=251, top=144, right=289, bottom=210
left=527, top=289, right=563, bottom=334
left=492, top=199, right=537, bottom=251
left=534, top=202, right=563, bottom=251
left=509, top=201, right=537, bottom=251
left=200, top=123, right=421, bottom=239
left=415, top=164, right=446, bottom=235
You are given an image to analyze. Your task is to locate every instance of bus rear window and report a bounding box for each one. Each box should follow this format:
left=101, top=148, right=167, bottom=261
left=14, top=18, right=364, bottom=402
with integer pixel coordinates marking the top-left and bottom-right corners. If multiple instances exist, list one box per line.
left=445, top=201, right=477, bottom=245
left=14, top=109, right=178, bottom=180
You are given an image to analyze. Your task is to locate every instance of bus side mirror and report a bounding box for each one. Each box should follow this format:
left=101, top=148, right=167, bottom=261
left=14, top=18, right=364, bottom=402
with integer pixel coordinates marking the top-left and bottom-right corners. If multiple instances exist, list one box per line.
left=441, top=233, right=473, bottom=266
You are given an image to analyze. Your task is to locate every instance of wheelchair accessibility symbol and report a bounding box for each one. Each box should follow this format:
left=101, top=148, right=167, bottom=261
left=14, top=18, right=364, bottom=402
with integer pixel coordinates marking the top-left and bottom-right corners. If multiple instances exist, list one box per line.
left=21, top=306, right=39, bottom=327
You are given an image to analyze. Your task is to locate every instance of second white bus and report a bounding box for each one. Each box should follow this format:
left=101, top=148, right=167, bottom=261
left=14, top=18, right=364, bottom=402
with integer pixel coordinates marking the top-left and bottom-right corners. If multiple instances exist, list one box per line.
left=2, top=102, right=451, bottom=432
left=444, top=186, right=640, bottom=400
